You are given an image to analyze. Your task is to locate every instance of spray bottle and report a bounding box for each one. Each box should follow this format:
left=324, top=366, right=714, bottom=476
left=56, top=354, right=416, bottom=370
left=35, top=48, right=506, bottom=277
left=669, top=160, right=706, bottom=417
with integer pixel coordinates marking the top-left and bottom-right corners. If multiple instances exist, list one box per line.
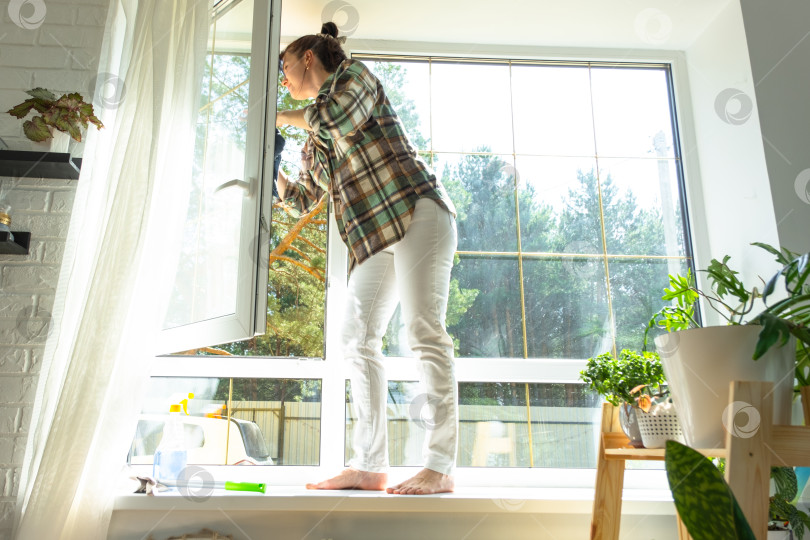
left=153, top=393, right=194, bottom=485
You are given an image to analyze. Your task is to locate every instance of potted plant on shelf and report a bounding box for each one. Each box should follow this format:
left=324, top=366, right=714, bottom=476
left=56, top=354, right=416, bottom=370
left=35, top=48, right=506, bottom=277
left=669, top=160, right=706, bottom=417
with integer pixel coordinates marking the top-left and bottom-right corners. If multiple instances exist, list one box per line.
left=644, top=242, right=810, bottom=448
left=629, top=383, right=684, bottom=449
left=579, top=349, right=666, bottom=448
left=6, top=87, right=103, bottom=153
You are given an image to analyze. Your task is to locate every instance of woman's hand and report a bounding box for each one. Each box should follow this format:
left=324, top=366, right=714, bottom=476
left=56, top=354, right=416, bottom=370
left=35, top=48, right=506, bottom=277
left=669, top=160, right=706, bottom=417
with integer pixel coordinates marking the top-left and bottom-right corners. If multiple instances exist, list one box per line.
left=276, top=110, right=288, bottom=127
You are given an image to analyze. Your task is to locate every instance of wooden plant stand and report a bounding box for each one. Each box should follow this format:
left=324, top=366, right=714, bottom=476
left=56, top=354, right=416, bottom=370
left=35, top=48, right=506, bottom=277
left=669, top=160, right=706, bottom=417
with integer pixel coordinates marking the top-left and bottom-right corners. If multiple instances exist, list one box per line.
left=590, top=380, right=810, bottom=540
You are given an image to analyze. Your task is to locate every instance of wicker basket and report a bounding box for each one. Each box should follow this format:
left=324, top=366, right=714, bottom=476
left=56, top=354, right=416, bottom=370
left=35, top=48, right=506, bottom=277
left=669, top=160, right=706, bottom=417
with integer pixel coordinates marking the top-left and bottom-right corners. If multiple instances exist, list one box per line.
left=637, top=402, right=684, bottom=449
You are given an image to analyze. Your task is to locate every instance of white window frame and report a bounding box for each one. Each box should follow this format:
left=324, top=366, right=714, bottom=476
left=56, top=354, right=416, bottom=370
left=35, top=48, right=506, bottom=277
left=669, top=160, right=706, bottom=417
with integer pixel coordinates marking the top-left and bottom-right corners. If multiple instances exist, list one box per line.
left=147, top=39, right=701, bottom=490
left=156, top=0, right=279, bottom=354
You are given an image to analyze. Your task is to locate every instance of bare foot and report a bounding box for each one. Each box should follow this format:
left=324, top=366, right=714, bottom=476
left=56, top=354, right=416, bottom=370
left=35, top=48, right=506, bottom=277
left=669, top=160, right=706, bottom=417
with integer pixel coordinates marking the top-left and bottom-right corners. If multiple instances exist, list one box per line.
left=386, top=468, right=454, bottom=495
left=305, top=468, right=388, bottom=491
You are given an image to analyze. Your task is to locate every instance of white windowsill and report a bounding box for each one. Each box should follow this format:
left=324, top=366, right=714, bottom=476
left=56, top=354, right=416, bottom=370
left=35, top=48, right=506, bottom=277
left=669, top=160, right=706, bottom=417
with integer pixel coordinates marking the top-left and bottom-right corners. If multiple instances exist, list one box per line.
left=114, top=486, right=677, bottom=515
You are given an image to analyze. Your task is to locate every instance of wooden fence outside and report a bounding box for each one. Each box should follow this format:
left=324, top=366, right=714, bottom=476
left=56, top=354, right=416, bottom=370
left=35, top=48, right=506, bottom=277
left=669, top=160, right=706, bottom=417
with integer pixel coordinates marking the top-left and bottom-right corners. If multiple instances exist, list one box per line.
left=225, top=401, right=600, bottom=467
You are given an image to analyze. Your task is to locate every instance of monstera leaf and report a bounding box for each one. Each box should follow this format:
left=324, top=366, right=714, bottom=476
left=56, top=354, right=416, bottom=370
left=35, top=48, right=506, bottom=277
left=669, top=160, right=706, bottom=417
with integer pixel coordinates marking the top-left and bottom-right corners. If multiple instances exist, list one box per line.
left=665, top=440, right=756, bottom=540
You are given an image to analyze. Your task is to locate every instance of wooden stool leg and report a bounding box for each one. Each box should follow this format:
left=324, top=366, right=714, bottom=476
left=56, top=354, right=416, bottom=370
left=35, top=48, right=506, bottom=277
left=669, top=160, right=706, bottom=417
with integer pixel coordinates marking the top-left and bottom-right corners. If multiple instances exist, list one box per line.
left=591, top=403, right=625, bottom=540
left=591, top=459, right=624, bottom=539
left=725, top=381, right=772, bottom=540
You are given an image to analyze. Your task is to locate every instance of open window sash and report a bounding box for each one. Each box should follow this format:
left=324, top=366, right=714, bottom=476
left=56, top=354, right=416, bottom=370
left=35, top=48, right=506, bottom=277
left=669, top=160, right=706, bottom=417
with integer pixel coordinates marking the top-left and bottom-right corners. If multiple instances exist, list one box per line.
left=157, top=0, right=280, bottom=354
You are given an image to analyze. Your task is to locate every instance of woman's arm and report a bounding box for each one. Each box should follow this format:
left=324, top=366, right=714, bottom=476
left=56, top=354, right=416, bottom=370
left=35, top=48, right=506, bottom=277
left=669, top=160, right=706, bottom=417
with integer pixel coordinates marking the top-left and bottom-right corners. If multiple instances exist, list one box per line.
left=276, top=109, right=312, bottom=131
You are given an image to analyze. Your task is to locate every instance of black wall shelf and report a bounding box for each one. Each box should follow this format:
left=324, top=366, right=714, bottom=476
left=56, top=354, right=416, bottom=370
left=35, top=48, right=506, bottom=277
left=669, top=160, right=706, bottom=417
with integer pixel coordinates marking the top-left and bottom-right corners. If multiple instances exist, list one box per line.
left=0, top=150, right=82, bottom=180
left=0, top=231, right=31, bottom=255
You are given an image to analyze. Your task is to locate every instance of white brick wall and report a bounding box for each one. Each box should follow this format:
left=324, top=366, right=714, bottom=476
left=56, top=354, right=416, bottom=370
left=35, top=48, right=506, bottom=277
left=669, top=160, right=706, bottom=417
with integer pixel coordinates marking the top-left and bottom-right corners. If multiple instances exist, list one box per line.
left=0, top=0, right=108, bottom=536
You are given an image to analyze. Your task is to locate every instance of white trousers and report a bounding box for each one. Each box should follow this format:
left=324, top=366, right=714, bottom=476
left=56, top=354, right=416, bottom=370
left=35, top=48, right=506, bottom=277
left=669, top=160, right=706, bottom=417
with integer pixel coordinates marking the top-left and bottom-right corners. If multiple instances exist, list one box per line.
left=342, top=198, right=458, bottom=475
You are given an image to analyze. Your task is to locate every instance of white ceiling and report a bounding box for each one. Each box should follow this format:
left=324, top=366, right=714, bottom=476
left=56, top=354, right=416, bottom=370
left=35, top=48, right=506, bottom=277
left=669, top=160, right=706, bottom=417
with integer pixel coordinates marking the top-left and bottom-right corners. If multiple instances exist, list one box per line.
left=280, top=0, right=734, bottom=51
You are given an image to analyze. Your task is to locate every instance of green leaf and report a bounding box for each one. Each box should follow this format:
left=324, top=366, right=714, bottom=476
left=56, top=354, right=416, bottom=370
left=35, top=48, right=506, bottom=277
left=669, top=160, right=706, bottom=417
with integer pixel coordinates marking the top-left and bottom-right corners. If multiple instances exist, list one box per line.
left=771, top=467, right=798, bottom=501
left=6, top=98, right=38, bottom=119
left=665, top=440, right=756, bottom=540
left=63, top=116, right=83, bottom=141
left=22, top=116, right=52, bottom=142
left=55, top=93, right=82, bottom=111
left=752, top=242, right=788, bottom=264
left=753, top=313, right=791, bottom=359
left=796, top=254, right=810, bottom=292
left=25, top=87, right=57, bottom=101
left=762, top=271, right=779, bottom=300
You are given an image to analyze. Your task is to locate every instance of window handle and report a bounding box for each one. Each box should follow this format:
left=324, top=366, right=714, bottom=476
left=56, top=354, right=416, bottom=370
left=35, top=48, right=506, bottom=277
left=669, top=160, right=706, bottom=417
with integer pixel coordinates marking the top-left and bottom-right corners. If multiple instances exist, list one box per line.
left=214, top=177, right=254, bottom=197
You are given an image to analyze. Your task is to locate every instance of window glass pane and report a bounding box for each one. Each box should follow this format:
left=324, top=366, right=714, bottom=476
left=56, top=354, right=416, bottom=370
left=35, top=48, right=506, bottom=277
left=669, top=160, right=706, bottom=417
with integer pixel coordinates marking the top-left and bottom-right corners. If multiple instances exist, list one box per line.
left=523, top=257, right=611, bottom=359
left=346, top=381, right=662, bottom=469
left=590, top=67, right=676, bottom=158
left=440, top=153, right=518, bottom=253
left=449, top=256, right=523, bottom=358
left=181, top=59, right=328, bottom=357
left=129, top=377, right=321, bottom=466
left=609, top=257, right=690, bottom=352
left=515, top=156, right=602, bottom=254
left=367, top=60, right=431, bottom=152
left=597, top=158, right=685, bottom=257
left=163, top=3, right=255, bottom=329
left=459, top=382, right=602, bottom=468
left=345, top=381, right=607, bottom=468
left=511, top=65, right=595, bottom=157
left=431, top=62, right=513, bottom=154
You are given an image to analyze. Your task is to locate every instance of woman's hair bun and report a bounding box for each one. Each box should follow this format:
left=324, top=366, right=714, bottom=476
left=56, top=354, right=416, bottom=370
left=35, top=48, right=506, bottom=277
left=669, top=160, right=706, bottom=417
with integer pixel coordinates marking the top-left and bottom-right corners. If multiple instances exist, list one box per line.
left=320, top=21, right=339, bottom=39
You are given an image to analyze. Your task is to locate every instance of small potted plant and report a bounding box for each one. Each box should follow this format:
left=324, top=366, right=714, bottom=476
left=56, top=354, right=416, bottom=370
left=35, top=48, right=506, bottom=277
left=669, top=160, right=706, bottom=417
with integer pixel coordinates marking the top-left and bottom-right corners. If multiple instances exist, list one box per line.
left=579, top=349, right=665, bottom=448
left=6, top=87, right=103, bottom=152
left=628, top=383, right=684, bottom=449
left=644, top=242, right=810, bottom=448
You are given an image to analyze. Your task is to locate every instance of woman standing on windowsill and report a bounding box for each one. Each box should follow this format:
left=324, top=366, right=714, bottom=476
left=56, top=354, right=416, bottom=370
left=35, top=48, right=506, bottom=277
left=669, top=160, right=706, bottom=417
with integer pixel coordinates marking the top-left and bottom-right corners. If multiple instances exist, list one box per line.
left=275, top=22, right=458, bottom=495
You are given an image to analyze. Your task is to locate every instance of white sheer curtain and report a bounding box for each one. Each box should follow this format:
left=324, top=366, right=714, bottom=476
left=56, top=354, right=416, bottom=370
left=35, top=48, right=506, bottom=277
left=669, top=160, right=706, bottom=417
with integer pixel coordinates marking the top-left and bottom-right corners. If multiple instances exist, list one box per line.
left=14, top=1, right=209, bottom=538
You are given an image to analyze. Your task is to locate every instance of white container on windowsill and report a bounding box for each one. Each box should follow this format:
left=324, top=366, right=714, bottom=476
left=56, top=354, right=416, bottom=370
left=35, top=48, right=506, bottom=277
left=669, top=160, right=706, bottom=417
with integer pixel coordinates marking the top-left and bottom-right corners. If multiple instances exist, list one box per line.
left=49, top=131, right=71, bottom=153
left=767, top=528, right=793, bottom=539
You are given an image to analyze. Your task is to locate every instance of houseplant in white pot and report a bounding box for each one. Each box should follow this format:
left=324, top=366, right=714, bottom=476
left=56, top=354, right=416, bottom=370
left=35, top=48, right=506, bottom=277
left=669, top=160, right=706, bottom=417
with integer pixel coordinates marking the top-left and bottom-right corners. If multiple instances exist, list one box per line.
left=644, top=243, right=810, bottom=449
left=579, top=349, right=666, bottom=448
left=6, top=87, right=103, bottom=153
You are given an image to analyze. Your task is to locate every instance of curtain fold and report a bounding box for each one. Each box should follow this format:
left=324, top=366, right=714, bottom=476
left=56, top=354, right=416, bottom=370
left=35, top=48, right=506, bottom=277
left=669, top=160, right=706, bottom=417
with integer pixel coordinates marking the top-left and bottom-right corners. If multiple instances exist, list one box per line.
left=14, top=1, right=209, bottom=538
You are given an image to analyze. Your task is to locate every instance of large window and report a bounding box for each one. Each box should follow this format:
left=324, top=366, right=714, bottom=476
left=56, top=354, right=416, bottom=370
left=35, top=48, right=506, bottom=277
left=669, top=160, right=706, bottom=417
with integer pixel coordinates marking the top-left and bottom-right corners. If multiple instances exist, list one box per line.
left=140, top=48, right=693, bottom=480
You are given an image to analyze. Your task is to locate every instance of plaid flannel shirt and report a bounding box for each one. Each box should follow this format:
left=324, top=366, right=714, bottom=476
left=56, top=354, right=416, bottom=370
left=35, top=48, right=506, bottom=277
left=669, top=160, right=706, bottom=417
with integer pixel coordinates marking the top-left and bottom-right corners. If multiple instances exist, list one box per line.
left=283, top=58, right=456, bottom=272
